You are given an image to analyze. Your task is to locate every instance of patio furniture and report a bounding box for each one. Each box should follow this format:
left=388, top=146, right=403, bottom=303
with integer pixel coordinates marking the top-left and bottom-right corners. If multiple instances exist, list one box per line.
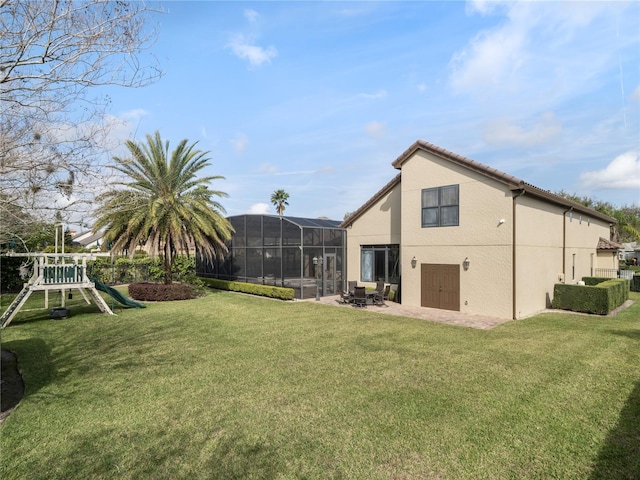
left=340, top=289, right=353, bottom=304
left=347, top=280, right=357, bottom=293
left=375, top=285, right=391, bottom=306
left=352, top=286, right=367, bottom=308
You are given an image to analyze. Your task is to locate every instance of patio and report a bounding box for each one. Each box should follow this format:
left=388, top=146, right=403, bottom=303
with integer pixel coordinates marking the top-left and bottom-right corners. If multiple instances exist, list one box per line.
left=306, top=294, right=512, bottom=330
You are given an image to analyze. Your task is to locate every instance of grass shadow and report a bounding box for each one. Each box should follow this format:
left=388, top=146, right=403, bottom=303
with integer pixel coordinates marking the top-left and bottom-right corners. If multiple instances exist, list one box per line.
left=590, top=378, right=640, bottom=479
left=52, top=427, right=288, bottom=479
left=1, top=338, right=57, bottom=399
left=606, top=329, right=640, bottom=342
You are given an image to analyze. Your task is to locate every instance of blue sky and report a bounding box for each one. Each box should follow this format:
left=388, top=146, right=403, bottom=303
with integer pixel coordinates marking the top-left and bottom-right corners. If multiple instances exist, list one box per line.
left=100, top=0, right=640, bottom=220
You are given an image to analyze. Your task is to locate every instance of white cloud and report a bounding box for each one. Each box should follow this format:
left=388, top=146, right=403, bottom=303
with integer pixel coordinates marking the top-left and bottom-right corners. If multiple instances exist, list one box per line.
left=227, top=34, right=277, bottom=68
left=247, top=203, right=271, bottom=214
left=466, top=0, right=509, bottom=16
left=580, top=151, right=640, bottom=189
left=314, top=166, right=335, bottom=175
left=356, top=89, right=387, bottom=100
left=449, top=21, right=526, bottom=93
left=365, top=121, right=386, bottom=139
left=244, top=9, right=260, bottom=23
left=230, top=133, right=248, bottom=154
left=483, top=112, right=562, bottom=146
left=631, top=85, right=640, bottom=102
left=259, top=163, right=278, bottom=174
left=121, top=109, right=149, bottom=121
left=450, top=1, right=618, bottom=97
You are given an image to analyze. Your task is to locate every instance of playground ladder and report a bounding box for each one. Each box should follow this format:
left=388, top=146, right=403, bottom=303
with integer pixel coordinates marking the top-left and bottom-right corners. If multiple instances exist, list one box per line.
left=86, top=288, right=115, bottom=316
left=1, top=286, right=33, bottom=329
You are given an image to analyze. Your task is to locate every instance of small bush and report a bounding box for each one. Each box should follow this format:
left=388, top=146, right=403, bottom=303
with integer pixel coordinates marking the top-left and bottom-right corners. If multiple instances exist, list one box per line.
left=128, top=282, right=196, bottom=301
left=200, top=278, right=295, bottom=301
left=581, top=277, right=609, bottom=286
left=552, top=279, right=629, bottom=315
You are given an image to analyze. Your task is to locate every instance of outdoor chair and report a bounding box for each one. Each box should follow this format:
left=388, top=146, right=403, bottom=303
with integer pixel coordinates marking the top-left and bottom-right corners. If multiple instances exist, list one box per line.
left=352, top=286, right=367, bottom=308
left=375, top=281, right=385, bottom=295
left=375, top=285, right=391, bottom=306
left=347, top=280, right=357, bottom=293
left=339, top=289, right=353, bottom=304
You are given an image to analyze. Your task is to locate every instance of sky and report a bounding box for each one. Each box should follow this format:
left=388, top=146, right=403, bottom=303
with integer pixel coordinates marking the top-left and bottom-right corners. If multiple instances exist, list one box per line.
left=97, top=0, right=640, bottom=222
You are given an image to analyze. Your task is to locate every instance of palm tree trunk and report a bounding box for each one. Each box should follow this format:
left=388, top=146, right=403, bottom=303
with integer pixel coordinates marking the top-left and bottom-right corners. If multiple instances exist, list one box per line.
left=163, top=241, right=172, bottom=284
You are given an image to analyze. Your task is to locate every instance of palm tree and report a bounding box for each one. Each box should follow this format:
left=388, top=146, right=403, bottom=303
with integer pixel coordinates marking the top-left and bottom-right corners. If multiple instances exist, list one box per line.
left=270, top=189, right=290, bottom=216
left=94, top=131, right=233, bottom=284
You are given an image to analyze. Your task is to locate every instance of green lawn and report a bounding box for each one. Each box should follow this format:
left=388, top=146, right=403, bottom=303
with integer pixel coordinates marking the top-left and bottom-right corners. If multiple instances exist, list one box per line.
left=1, top=289, right=639, bottom=479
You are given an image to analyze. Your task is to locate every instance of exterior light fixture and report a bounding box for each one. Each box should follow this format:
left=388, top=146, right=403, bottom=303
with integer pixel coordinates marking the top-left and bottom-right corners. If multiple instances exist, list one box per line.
left=463, top=257, right=470, bottom=270
left=411, top=256, right=417, bottom=269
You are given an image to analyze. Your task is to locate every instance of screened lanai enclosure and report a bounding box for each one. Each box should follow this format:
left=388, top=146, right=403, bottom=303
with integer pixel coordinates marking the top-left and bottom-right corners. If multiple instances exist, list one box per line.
left=196, top=215, right=346, bottom=299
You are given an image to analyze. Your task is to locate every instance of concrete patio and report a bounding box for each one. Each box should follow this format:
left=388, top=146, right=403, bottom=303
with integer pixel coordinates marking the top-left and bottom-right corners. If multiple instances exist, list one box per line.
left=305, top=295, right=512, bottom=330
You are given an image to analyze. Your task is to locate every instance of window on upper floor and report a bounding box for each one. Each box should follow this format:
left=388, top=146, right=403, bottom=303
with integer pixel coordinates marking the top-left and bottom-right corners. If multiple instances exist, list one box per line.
left=421, top=184, right=459, bottom=227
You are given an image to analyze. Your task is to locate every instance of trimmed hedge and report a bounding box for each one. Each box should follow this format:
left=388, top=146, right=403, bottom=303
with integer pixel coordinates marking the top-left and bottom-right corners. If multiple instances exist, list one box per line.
left=581, top=277, right=609, bottom=287
left=552, top=278, right=629, bottom=315
left=201, top=278, right=295, bottom=301
left=583, top=275, right=640, bottom=293
left=128, top=282, right=196, bottom=301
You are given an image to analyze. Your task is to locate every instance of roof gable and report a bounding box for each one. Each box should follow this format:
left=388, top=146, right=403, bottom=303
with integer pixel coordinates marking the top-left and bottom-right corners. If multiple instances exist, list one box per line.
left=390, top=140, right=616, bottom=225
left=341, top=173, right=401, bottom=227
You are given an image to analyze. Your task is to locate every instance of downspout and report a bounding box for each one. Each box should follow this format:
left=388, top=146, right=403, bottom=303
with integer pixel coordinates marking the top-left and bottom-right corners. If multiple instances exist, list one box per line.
left=562, top=207, right=574, bottom=282
left=512, top=189, right=526, bottom=320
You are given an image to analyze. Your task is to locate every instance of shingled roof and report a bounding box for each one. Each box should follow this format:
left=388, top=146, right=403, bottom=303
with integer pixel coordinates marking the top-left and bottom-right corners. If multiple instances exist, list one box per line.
left=341, top=140, right=617, bottom=227
left=597, top=237, right=623, bottom=250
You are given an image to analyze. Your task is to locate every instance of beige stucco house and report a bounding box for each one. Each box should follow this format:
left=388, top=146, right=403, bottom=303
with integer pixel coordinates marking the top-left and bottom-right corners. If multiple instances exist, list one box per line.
left=341, top=140, right=618, bottom=320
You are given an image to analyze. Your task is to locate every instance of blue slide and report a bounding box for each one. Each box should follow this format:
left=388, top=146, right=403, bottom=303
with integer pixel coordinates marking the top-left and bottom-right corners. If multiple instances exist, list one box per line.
left=89, top=276, right=146, bottom=309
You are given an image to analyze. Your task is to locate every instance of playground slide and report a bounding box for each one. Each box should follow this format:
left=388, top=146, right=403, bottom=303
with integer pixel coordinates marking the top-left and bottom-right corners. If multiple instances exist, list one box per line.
left=89, top=277, right=146, bottom=309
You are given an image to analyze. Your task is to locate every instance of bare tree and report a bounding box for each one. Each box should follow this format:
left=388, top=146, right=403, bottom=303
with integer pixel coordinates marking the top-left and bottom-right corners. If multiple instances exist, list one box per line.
left=0, top=0, right=162, bottom=248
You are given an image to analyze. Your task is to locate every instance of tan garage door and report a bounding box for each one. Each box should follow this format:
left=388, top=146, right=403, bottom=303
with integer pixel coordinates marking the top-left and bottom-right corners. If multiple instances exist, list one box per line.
left=421, top=264, right=460, bottom=311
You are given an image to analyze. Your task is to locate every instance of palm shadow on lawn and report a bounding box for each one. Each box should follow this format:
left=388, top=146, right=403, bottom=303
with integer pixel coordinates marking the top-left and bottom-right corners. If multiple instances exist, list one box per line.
left=590, top=366, right=640, bottom=478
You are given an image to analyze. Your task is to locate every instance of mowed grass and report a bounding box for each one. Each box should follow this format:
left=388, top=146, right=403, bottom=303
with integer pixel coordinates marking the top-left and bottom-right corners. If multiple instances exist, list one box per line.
left=1, top=289, right=639, bottom=479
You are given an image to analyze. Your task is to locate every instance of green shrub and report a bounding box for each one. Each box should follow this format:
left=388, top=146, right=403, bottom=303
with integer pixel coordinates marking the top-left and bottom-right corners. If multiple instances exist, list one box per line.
left=631, top=274, right=640, bottom=293
left=552, top=279, right=629, bottom=315
left=581, top=277, right=609, bottom=286
left=88, top=255, right=196, bottom=285
left=200, top=277, right=295, bottom=301
left=0, top=256, right=27, bottom=293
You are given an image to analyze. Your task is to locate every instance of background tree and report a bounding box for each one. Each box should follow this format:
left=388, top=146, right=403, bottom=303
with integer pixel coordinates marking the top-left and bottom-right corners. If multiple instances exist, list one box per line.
left=0, top=0, right=162, bottom=246
left=270, top=189, right=290, bottom=216
left=556, top=191, right=640, bottom=243
left=93, top=131, right=233, bottom=284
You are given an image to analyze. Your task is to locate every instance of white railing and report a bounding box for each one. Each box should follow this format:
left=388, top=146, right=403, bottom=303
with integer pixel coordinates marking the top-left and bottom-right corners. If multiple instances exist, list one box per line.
left=593, top=268, right=634, bottom=279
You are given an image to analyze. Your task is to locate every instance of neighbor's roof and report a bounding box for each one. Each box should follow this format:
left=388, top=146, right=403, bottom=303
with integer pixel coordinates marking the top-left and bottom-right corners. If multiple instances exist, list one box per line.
left=72, top=230, right=103, bottom=246
left=342, top=140, right=617, bottom=227
left=597, top=237, right=623, bottom=250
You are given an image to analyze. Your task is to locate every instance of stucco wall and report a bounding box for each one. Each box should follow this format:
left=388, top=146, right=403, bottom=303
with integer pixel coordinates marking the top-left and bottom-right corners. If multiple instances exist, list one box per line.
left=596, top=250, right=619, bottom=270
left=514, top=195, right=564, bottom=318
left=344, top=181, right=401, bottom=286
left=400, top=150, right=513, bottom=319
left=564, top=212, right=611, bottom=282
left=346, top=146, right=615, bottom=320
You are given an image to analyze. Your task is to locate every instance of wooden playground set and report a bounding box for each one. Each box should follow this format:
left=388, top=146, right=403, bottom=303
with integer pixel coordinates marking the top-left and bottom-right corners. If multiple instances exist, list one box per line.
left=1, top=227, right=144, bottom=329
